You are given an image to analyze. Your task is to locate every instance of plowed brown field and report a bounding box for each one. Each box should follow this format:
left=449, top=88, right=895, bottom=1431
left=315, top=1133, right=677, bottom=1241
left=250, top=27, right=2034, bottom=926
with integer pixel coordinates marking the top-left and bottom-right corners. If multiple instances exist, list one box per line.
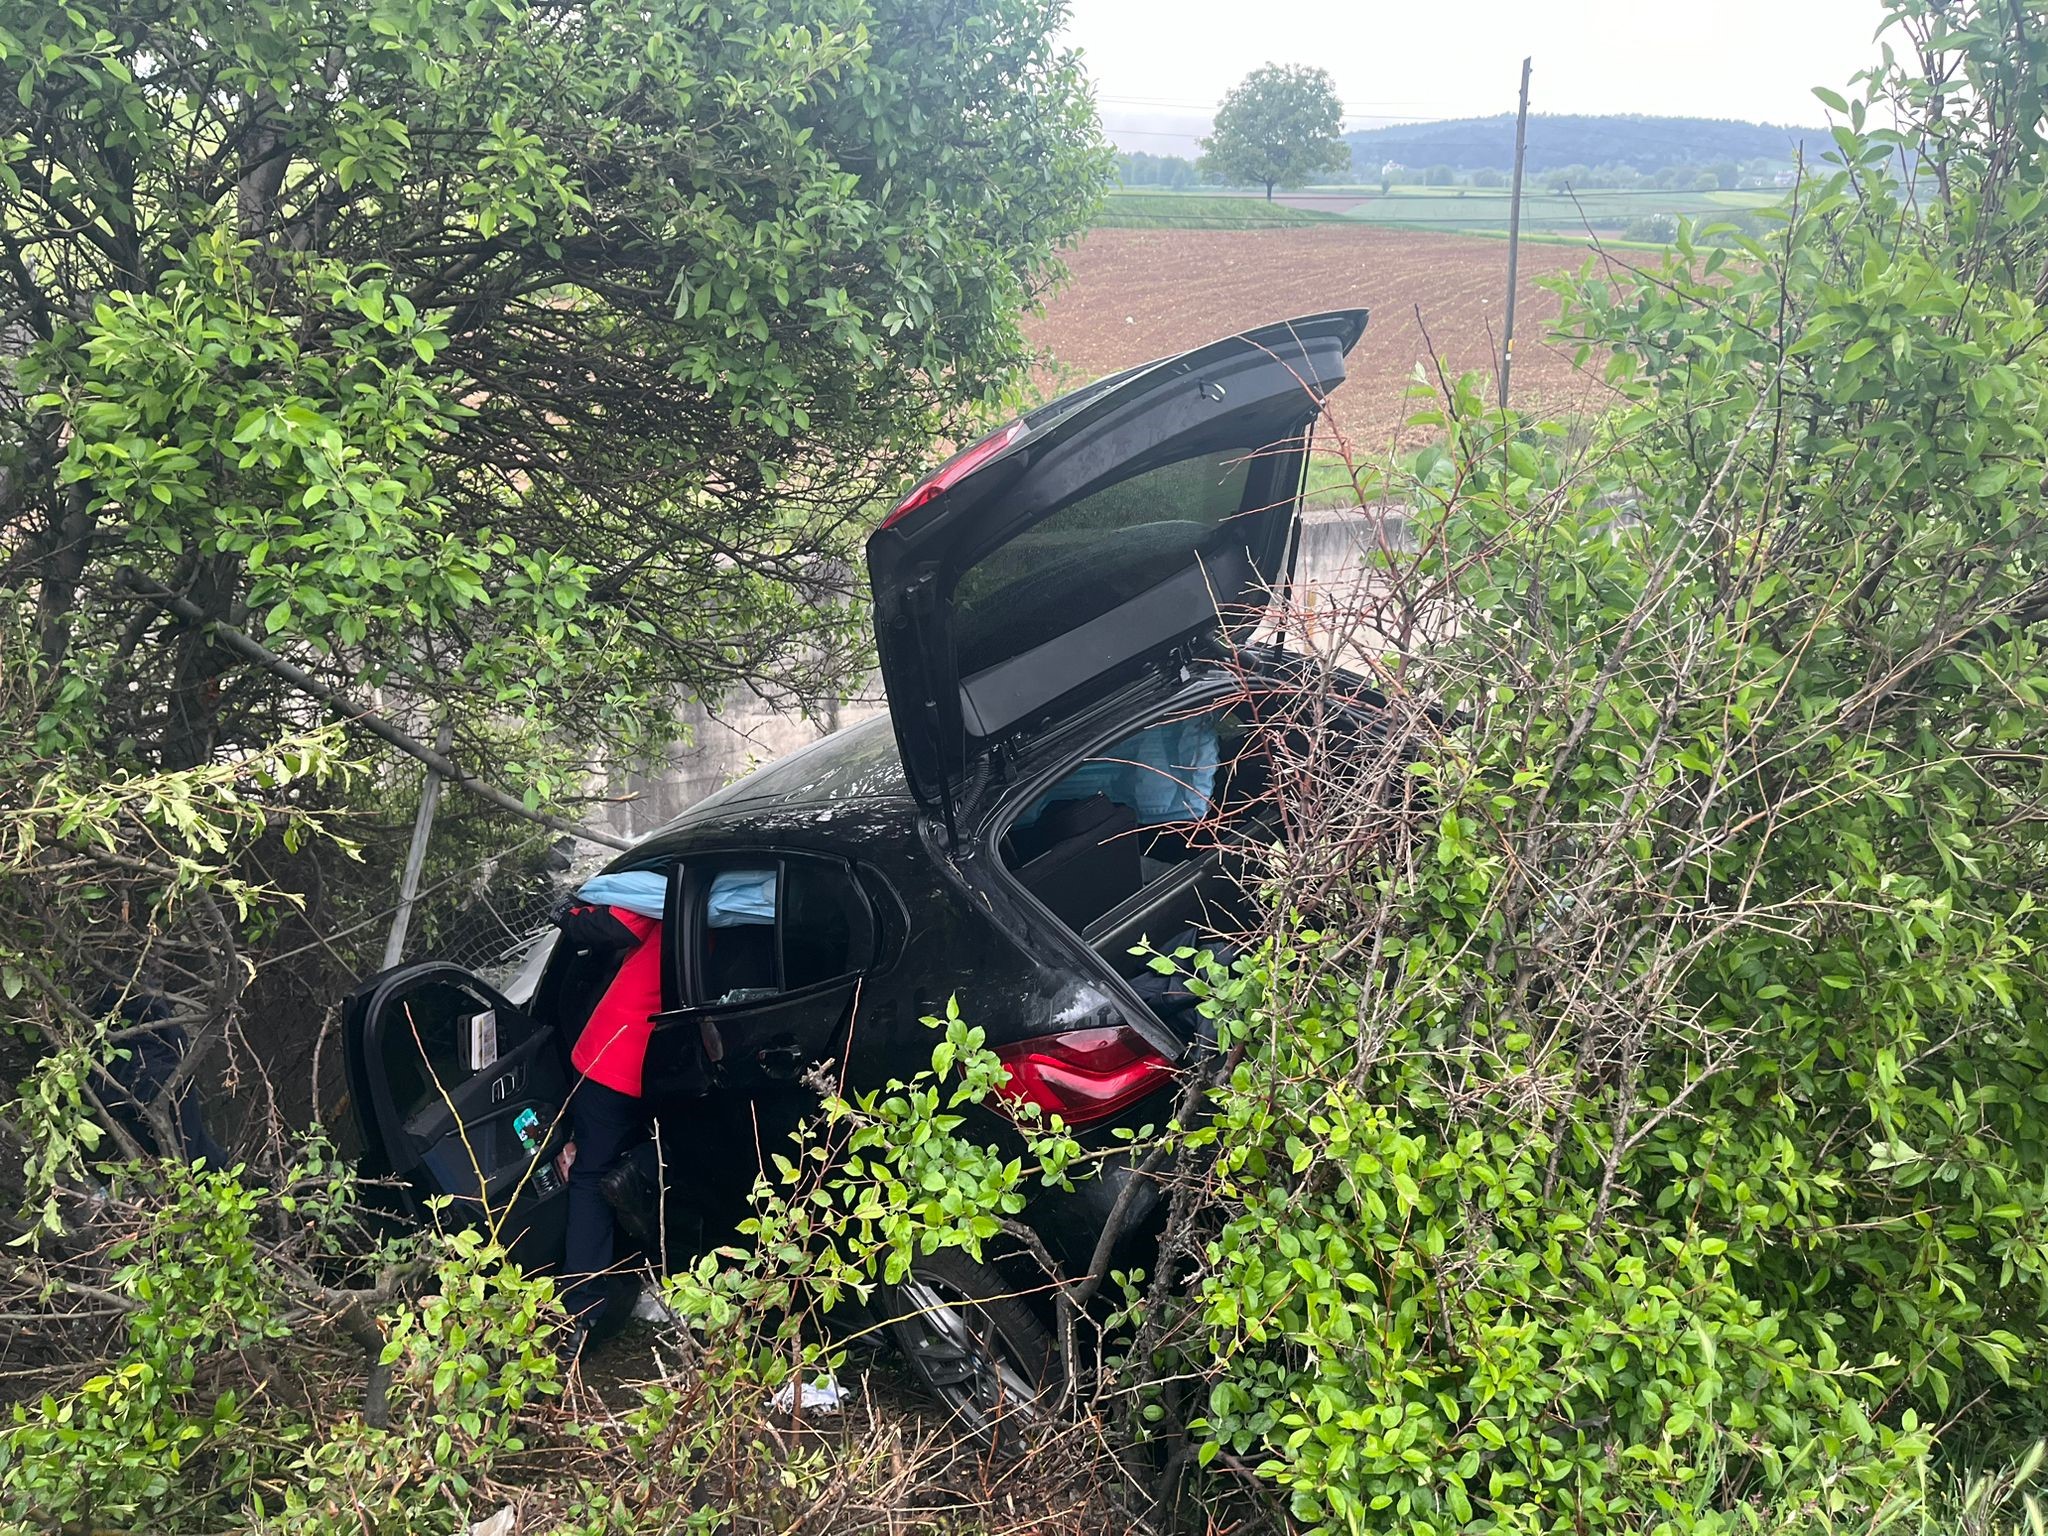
left=1024, top=227, right=1629, bottom=448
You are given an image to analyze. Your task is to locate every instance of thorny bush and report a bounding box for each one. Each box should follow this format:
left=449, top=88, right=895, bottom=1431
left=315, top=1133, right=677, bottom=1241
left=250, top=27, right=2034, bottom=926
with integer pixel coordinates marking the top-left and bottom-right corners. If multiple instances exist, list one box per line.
left=1, top=1009, right=1102, bottom=1534
left=1094, top=3, right=2048, bottom=1532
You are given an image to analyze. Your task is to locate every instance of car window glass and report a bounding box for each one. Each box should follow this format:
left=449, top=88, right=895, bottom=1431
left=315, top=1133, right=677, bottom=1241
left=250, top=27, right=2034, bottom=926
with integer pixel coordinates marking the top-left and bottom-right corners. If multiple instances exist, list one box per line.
left=381, top=980, right=480, bottom=1124
left=782, top=860, right=878, bottom=991
left=702, top=867, right=778, bottom=1004
left=950, top=451, right=1256, bottom=680
left=692, top=859, right=876, bottom=1005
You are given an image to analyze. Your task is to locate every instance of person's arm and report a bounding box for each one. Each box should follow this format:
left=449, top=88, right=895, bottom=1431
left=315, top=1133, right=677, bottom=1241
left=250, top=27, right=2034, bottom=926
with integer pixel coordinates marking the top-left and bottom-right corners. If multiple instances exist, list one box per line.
left=554, top=902, right=643, bottom=953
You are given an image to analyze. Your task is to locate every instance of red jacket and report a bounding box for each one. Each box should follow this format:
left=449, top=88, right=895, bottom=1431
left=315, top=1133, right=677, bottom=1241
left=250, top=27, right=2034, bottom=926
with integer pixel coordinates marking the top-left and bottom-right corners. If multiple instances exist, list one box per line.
left=565, top=906, right=663, bottom=1098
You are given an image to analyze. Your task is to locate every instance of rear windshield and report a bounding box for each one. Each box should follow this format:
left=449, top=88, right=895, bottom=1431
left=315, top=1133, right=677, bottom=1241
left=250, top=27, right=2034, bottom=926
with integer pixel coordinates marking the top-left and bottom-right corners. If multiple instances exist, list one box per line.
left=950, top=450, right=1260, bottom=679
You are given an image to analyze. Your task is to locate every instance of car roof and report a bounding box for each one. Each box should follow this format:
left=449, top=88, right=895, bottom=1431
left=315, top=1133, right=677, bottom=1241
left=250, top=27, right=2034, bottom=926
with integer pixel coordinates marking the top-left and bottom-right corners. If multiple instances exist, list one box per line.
left=630, top=713, right=914, bottom=851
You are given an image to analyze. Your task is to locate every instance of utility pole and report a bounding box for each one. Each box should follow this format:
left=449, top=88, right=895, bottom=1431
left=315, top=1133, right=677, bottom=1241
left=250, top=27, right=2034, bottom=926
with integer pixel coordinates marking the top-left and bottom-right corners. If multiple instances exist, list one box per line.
left=1500, top=55, right=1532, bottom=410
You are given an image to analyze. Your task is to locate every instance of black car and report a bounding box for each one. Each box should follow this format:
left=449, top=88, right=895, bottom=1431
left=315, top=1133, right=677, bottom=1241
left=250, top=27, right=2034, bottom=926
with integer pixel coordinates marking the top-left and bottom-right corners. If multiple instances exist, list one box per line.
left=342, top=309, right=1374, bottom=1424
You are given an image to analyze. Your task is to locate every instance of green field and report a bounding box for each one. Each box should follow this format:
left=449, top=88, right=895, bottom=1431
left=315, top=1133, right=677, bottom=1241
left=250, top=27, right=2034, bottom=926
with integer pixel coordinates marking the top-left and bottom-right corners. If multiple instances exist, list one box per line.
left=1101, top=184, right=1780, bottom=238
left=1096, top=190, right=1350, bottom=229
left=1333, top=185, right=1776, bottom=235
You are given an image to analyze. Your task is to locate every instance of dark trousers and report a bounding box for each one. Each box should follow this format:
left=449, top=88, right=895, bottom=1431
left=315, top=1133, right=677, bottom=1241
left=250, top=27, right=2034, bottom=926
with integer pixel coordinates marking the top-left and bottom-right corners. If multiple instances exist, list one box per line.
left=562, top=1078, right=647, bottom=1325
left=97, top=1023, right=230, bottom=1170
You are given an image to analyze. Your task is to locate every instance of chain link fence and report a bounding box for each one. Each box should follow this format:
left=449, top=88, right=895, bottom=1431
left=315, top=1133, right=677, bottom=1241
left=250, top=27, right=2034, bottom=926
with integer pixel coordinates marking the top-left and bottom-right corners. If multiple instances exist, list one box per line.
left=396, top=837, right=568, bottom=982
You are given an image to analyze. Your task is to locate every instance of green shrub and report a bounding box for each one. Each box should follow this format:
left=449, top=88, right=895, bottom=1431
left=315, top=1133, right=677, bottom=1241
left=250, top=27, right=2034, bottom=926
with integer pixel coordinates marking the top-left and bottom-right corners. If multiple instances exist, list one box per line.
left=1, top=1158, right=333, bottom=1528
left=1113, top=4, right=2048, bottom=1530
left=265, top=1229, right=565, bottom=1535
left=1, top=1010, right=1083, bottom=1534
left=1170, top=929, right=1932, bottom=1533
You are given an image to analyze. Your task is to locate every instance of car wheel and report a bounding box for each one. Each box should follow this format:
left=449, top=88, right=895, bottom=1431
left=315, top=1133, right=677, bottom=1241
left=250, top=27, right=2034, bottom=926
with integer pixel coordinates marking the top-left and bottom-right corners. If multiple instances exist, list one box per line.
left=881, top=1248, right=1058, bottom=1437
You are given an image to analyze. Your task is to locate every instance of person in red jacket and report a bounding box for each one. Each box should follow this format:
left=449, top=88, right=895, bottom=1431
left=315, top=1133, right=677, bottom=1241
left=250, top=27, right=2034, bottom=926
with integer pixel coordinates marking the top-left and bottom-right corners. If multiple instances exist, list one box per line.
left=549, top=899, right=664, bottom=1344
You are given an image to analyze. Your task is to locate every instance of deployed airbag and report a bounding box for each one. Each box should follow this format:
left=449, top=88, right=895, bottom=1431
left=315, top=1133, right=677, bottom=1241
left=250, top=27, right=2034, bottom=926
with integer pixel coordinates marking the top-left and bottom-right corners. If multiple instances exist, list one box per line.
left=707, top=868, right=777, bottom=927
left=577, top=869, right=667, bottom=919
left=1017, top=714, right=1220, bottom=832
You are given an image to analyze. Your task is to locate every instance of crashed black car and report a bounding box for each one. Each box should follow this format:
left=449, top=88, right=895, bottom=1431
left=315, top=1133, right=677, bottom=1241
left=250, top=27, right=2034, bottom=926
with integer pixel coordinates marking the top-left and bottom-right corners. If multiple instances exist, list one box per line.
left=342, top=310, right=1375, bottom=1426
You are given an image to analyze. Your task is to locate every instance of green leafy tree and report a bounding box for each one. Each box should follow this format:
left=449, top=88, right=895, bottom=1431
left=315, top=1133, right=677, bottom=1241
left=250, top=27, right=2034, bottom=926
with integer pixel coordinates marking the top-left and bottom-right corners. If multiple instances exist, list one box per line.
left=0, top=0, right=1106, bottom=1217
left=1, top=0, right=1107, bottom=783
left=1198, top=64, right=1350, bottom=200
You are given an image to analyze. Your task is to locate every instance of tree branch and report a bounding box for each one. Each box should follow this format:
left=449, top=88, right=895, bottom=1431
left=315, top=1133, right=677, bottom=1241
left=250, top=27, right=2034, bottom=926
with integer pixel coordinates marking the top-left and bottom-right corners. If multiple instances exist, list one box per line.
left=141, top=581, right=634, bottom=851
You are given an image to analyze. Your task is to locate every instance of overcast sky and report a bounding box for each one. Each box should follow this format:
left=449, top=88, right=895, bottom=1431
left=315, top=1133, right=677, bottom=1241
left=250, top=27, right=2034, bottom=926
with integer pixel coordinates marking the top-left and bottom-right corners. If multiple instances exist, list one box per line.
left=1063, top=0, right=1891, bottom=155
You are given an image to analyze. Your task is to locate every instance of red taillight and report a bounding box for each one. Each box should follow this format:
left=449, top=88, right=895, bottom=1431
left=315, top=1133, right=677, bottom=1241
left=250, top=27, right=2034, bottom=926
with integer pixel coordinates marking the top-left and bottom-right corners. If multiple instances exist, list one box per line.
left=992, top=1026, right=1174, bottom=1127
left=880, top=421, right=1026, bottom=528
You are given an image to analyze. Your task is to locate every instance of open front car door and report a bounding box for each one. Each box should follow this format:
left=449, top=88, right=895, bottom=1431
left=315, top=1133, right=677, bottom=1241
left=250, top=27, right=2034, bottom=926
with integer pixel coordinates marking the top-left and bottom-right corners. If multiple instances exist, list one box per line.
left=342, top=962, right=570, bottom=1268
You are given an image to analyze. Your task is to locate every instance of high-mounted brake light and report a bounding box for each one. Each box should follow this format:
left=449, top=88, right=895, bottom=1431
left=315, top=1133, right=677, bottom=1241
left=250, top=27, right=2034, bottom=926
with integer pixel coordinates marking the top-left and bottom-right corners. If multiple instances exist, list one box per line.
left=880, top=421, right=1026, bottom=528
left=992, top=1026, right=1174, bottom=1128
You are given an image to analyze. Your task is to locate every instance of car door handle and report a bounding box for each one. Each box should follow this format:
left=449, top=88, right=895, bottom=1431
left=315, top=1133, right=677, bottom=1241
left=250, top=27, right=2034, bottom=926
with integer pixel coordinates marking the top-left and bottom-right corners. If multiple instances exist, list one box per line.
left=488, top=1063, right=527, bottom=1103
left=650, top=1009, right=727, bottom=1064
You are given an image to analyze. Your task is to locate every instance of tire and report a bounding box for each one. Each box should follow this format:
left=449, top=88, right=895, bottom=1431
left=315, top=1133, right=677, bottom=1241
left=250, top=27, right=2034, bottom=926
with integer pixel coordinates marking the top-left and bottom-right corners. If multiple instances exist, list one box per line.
left=880, top=1247, right=1059, bottom=1437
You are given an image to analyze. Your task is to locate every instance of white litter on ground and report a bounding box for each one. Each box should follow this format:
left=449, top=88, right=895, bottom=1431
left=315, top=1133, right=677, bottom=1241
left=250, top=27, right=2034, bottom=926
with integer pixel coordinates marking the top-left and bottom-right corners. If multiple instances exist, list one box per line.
left=770, top=1374, right=848, bottom=1416
left=630, top=1284, right=677, bottom=1325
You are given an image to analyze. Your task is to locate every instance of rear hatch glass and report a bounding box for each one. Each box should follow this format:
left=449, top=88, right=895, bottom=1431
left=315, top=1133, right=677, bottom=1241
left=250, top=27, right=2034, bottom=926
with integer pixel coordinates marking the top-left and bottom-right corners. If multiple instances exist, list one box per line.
left=952, top=449, right=1260, bottom=679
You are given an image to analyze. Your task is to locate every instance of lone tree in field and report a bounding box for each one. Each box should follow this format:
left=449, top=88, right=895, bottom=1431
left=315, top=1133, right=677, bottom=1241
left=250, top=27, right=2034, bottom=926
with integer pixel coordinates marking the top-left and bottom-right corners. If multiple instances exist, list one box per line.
left=1200, top=64, right=1351, bottom=199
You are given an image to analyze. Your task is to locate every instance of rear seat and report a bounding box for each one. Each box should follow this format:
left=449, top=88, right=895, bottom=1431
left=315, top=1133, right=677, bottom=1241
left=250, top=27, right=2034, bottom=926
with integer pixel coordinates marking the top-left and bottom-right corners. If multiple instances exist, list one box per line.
left=1010, top=792, right=1141, bottom=931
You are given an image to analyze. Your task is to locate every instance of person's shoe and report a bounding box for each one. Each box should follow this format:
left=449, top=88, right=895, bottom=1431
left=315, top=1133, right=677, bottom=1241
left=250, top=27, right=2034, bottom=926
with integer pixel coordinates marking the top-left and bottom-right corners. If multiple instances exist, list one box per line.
left=600, top=1146, right=665, bottom=1253
left=555, top=1323, right=590, bottom=1371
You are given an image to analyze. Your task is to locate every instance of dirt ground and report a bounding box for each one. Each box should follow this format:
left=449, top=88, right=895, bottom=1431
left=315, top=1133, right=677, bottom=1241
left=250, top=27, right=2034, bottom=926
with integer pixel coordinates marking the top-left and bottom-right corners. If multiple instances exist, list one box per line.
left=1024, top=226, right=1635, bottom=449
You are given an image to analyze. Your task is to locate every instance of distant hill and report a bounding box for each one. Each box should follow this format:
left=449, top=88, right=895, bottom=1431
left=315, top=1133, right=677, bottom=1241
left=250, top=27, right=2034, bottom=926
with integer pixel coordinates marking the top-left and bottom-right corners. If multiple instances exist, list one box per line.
left=1345, top=114, right=1822, bottom=175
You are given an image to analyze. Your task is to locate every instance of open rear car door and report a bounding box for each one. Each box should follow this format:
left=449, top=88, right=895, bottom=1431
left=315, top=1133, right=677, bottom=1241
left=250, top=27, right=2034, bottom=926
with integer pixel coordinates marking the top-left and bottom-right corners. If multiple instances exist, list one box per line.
left=867, top=309, right=1367, bottom=823
left=342, top=963, right=569, bottom=1269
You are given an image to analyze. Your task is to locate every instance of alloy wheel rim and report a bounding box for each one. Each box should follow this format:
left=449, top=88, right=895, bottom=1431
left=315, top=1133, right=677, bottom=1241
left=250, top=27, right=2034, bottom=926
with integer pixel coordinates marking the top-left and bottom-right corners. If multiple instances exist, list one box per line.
left=893, top=1273, right=1042, bottom=1426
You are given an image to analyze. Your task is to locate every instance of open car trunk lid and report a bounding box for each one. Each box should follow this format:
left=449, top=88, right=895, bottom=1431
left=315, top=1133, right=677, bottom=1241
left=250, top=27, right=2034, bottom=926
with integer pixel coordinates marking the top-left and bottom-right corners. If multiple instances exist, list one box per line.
left=866, top=310, right=1367, bottom=819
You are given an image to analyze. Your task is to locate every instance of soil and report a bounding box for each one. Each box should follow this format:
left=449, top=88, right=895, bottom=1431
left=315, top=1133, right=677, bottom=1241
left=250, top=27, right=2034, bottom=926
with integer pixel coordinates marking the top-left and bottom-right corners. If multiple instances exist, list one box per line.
left=1024, top=226, right=1638, bottom=448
